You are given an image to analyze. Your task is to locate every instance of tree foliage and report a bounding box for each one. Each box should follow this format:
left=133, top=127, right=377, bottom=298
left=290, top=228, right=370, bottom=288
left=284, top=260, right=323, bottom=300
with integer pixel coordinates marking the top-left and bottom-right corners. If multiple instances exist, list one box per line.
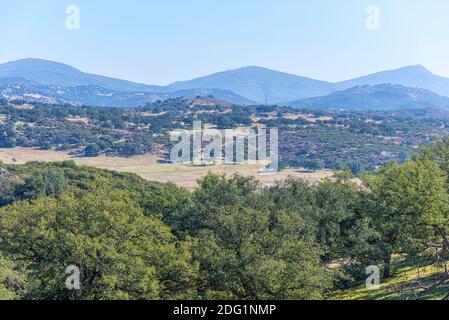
left=0, top=185, right=198, bottom=300
left=2, top=142, right=449, bottom=299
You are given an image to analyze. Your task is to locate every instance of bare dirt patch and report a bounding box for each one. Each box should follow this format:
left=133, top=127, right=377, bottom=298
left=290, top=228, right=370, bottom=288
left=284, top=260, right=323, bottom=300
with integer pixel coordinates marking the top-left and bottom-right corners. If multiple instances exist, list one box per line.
left=0, top=147, right=71, bottom=164
left=13, top=104, right=34, bottom=110
left=283, top=113, right=333, bottom=122
left=66, top=117, right=90, bottom=125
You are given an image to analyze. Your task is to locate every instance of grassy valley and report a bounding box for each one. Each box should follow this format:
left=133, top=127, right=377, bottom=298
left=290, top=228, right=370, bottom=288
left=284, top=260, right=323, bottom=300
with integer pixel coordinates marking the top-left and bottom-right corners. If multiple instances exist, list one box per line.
left=2, top=98, right=449, bottom=175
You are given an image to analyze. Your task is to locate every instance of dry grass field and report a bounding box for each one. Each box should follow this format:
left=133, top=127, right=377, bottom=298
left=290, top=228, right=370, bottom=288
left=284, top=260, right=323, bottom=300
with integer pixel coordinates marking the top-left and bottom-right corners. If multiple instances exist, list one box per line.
left=0, top=147, right=335, bottom=189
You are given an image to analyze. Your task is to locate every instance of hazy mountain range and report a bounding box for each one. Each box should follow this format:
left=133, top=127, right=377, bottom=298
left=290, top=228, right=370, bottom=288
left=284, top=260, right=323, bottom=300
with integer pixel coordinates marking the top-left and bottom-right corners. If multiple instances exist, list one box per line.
left=2, top=58, right=449, bottom=110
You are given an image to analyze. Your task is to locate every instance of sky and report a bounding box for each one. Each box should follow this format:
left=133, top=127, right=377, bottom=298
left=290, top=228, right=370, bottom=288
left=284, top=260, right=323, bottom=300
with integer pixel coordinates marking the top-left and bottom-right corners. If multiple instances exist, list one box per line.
left=1, top=0, right=449, bottom=85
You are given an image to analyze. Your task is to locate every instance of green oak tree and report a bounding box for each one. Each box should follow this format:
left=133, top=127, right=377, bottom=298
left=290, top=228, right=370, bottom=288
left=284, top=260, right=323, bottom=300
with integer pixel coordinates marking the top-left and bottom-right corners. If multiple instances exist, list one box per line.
left=182, top=174, right=332, bottom=300
left=0, top=185, right=198, bottom=300
left=364, top=160, right=449, bottom=278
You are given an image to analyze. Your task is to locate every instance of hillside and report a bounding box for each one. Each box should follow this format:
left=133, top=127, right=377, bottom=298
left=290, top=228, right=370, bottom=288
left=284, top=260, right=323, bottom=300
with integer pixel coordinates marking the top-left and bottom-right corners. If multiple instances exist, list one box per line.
left=2, top=98, right=449, bottom=172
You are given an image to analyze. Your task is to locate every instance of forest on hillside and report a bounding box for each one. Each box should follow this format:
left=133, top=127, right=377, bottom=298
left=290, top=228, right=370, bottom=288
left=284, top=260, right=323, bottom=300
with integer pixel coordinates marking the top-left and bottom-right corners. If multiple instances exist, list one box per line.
left=1, top=138, right=449, bottom=300
left=2, top=99, right=449, bottom=172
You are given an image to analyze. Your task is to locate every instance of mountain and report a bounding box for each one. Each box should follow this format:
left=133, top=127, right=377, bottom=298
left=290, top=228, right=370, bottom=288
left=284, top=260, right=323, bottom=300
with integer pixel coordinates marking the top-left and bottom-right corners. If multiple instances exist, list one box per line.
left=338, top=65, right=449, bottom=97
left=290, top=84, right=449, bottom=111
left=169, top=65, right=449, bottom=105
left=0, top=78, right=254, bottom=107
left=168, top=66, right=336, bottom=104
left=0, top=58, right=165, bottom=93
left=3, top=58, right=449, bottom=108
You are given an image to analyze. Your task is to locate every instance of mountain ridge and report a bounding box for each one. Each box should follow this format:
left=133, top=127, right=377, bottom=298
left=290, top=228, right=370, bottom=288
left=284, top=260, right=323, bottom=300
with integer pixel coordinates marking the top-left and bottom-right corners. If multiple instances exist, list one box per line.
left=2, top=58, right=449, bottom=107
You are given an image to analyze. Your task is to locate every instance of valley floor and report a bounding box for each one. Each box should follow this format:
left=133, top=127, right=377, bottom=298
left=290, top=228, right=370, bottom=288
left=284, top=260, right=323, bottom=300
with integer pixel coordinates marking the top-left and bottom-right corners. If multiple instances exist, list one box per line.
left=0, top=147, right=335, bottom=189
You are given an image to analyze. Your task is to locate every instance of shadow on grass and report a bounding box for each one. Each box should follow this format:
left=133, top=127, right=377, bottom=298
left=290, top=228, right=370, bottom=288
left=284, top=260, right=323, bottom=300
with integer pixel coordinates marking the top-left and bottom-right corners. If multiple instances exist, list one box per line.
left=331, top=254, right=449, bottom=300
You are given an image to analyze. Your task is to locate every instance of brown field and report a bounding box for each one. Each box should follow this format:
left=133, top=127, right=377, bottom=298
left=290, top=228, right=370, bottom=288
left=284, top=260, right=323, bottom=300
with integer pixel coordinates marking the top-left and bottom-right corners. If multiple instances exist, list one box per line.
left=0, top=147, right=335, bottom=189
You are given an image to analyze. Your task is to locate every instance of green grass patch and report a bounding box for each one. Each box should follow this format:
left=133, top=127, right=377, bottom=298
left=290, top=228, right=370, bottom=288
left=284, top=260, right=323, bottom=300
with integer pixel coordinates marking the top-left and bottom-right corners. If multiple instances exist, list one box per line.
left=330, top=255, right=449, bottom=300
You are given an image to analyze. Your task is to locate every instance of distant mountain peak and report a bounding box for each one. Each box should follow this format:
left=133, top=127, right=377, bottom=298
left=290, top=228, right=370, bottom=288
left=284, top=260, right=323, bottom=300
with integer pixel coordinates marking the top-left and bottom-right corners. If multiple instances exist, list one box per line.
left=404, top=64, right=429, bottom=70
left=394, top=64, right=433, bottom=75
left=233, top=66, right=269, bottom=71
left=1, top=58, right=81, bottom=72
left=230, top=65, right=293, bottom=74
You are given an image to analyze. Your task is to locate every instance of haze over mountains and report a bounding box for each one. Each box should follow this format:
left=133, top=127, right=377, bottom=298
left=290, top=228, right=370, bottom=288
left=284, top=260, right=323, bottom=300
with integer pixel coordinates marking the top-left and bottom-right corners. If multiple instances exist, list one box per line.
left=1, top=58, right=449, bottom=110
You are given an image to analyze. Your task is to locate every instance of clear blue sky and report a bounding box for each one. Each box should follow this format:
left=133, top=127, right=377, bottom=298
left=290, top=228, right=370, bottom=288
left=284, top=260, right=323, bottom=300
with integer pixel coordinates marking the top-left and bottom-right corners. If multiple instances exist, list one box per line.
left=1, top=0, right=449, bottom=85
